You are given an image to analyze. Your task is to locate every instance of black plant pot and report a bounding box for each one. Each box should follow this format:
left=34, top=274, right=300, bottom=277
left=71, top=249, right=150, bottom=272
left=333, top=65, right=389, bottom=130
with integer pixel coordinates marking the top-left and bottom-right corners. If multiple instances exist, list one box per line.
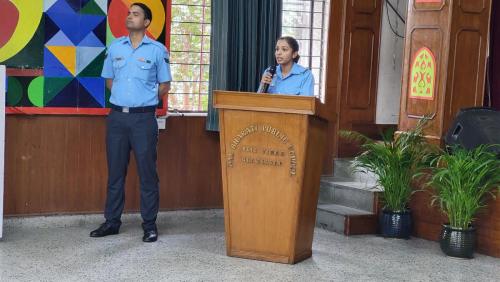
left=380, top=209, right=412, bottom=238
left=440, top=224, right=476, bottom=259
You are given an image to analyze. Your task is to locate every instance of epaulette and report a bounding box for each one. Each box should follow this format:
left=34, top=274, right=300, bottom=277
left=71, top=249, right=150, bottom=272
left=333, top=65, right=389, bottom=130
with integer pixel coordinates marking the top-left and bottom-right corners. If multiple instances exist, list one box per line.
left=110, top=36, right=127, bottom=46
left=150, top=40, right=168, bottom=52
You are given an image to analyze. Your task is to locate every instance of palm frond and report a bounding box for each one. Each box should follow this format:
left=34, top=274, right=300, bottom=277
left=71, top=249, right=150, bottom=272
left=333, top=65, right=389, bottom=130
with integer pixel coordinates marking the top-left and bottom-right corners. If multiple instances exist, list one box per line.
left=426, top=145, right=500, bottom=229
left=342, top=117, right=435, bottom=211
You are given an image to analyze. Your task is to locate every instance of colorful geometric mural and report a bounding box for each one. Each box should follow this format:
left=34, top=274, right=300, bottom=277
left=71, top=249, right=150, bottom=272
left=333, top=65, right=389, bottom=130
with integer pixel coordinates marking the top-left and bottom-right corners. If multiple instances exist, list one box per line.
left=44, top=0, right=107, bottom=108
left=0, top=0, right=169, bottom=115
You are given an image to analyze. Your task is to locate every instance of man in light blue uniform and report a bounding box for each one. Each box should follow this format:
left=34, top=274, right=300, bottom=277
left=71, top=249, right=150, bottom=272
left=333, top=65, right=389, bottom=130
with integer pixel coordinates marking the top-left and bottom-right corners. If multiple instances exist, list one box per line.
left=267, top=63, right=314, bottom=96
left=90, top=3, right=171, bottom=243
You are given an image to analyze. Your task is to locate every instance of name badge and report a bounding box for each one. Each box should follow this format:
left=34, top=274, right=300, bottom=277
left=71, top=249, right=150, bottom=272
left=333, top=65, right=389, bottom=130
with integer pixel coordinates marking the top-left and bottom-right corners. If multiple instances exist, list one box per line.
left=138, top=58, right=152, bottom=64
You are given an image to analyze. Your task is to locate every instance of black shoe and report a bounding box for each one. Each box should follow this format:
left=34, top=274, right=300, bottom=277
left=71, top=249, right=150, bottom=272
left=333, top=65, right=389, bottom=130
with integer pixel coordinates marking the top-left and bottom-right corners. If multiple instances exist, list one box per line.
left=142, top=229, right=158, bottom=242
left=90, top=223, right=119, bottom=237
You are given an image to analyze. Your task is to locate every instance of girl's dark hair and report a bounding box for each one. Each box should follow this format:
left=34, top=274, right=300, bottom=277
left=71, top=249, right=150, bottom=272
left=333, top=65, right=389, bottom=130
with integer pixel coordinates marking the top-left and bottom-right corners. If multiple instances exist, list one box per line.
left=278, top=36, right=300, bottom=63
left=131, top=3, right=152, bottom=22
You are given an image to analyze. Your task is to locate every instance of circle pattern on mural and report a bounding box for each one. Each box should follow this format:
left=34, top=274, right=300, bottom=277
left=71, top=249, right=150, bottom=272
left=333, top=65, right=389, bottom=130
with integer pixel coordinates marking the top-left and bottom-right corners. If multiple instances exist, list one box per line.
left=0, top=0, right=19, bottom=48
left=28, top=76, right=44, bottom=107
left=0, top=1, right=43, bottom=62
left=108, top=0, right=165, bottom=40
left=6, top=77, right=23, bottom=106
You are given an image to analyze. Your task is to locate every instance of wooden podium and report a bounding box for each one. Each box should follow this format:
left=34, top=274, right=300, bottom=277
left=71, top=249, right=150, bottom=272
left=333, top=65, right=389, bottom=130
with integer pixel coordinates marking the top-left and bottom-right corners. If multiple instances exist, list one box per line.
left=213, top=90, right=329, bottom=264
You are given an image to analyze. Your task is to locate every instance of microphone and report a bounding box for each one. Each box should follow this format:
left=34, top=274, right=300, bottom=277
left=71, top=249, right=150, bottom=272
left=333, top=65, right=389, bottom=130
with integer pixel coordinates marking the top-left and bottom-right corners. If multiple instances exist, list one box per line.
left=257, top=65, right=277, bottom=93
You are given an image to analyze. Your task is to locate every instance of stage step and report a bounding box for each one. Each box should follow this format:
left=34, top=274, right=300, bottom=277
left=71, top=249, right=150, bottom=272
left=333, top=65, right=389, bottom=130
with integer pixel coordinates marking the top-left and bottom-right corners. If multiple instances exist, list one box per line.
left=316, top=204, right=377, bottom=235
left=319, top=178, right=379, bottom=211
left=316, top=158, right=381, bottom=236
left=332, top=158, right=378, bottom=185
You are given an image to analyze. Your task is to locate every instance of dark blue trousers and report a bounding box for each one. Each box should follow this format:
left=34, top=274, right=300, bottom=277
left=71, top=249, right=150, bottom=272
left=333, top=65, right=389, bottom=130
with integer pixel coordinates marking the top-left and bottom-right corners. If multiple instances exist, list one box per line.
left=104, top=110, right=159, bottom=231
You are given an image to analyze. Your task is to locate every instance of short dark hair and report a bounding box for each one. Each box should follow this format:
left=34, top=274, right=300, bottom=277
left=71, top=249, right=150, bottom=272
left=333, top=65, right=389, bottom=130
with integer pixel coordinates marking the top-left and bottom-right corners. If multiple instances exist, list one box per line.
left=278, top=36, right=300, bottom=63
left=131, top=2, right=152, bottom=22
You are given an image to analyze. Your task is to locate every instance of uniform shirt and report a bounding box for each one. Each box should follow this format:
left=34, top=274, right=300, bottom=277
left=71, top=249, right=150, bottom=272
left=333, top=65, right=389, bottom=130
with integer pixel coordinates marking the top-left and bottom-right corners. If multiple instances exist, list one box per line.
left=101, top=35, right=172, bottom=107
left=265, top=63, right=314, bottom=96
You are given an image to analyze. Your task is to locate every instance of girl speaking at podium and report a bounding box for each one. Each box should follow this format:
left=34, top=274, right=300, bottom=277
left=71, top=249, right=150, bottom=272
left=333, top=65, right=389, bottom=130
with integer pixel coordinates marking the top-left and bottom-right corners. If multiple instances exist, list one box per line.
left=258, top=36, right=314, bottom=96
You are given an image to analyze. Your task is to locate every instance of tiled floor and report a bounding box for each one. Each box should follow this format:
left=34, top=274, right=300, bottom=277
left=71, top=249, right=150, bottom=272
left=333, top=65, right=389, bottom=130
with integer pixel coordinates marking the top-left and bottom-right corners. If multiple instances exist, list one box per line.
left=1, top=210, right=499, bottom=281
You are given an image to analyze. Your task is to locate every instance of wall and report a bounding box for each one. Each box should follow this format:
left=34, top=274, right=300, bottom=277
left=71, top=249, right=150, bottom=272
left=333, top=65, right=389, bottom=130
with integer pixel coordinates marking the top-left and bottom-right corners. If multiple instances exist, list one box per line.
left=490, top=0, right=500, bottom=110
left=401, top=0, right=498, bottom=258
left=4, top=116, right=223, bottom=216
left=0, top=65, right=5, bottom=237
left=375, top=0, right=407, bottom=124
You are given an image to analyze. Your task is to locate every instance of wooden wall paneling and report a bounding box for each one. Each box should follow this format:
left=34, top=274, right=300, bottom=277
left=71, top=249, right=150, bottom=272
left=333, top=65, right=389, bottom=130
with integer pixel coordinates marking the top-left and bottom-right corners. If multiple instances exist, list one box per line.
left=322, top=0, right=347, bottom=174
left=5, top=116, right=43, bottom=214
left=443, top=0, right=491, bottom=133
left=4, top=116, right=222, bottom=216
left=337, top=0, right=382, bottom=157
left=156, top=116, right=222, bottom=210
left=401, top=0, right=497, bottom=257
left=5, top=116, right=110, bottom=214
left=490, top=1, right=500, bottom=110
left=399, top=1, right=449, bottom=143
left=473, top=196, right=500, bottom=257
left=410, top=190, right=500, bottom=257
left=399, top=0, right=491, bottom=142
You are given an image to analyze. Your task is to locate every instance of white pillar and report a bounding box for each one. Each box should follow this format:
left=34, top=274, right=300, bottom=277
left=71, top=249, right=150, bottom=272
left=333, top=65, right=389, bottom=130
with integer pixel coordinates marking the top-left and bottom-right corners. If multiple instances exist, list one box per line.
left=375, top=0, right=407, bottom=124
left=0, top=65, right=5, bottom=239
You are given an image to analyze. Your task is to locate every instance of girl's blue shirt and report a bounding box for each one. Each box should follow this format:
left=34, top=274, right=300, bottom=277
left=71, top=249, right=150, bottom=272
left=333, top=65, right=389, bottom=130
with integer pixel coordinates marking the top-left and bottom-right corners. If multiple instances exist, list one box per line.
left=264, top=63, right=314, bottom=96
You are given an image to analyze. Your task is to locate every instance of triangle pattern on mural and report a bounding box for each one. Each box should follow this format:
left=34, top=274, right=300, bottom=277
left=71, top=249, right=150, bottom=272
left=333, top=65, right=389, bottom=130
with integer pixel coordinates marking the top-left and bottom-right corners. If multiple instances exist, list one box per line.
left=46, top=30, right=74, bottom=47
left=44, top=0, right=58, bottom=12
left=45, top=79, right=79, bottom=107
left=78, top=50, right=105, bottom=77
left=77, top=77, right=105, bottom=107
left=46, top=0, right=106, bottom=45
left=78, top=88, right=103, bottom=108
left=93, top=15, right=108, bottom=43
left=78, top=32, right=104, bottom=47
left=44, top=14, right=60, bottom=43
left=43, top=47, right=74, bottom=78
left=95, top=0, right=108, bottom=15
left=66, top=0, right=92, bottom=12
left=80, top=0, right=106, bottom=16
left=47, top=46, right=77, bottom=76
left=44, top=77, right=73, bottom=106
left=76, top=46, right=105, bottom=75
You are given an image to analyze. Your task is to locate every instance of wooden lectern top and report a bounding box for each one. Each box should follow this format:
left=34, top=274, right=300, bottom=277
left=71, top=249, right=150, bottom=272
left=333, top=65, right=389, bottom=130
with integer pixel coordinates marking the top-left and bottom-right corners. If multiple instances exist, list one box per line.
left=213, top=90, right=333, bottom=120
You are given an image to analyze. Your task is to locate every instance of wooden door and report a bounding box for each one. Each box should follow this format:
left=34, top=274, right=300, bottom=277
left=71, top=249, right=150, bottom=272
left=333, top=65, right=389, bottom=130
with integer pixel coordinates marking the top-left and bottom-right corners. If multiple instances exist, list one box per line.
left=324, top=0, right=383, bottom=162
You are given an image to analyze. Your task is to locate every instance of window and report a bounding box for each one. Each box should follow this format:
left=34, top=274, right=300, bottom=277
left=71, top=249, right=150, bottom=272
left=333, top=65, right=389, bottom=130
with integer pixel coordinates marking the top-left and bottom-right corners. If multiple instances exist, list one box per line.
left=169, top=0, right=211, bottom=112
left=282, top=0, right=330, bottom=101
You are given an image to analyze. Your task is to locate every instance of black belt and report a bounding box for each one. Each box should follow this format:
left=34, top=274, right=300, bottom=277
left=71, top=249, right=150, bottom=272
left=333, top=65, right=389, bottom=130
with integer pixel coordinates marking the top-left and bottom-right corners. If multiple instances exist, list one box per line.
left=110, top=103, right=157, bottom=113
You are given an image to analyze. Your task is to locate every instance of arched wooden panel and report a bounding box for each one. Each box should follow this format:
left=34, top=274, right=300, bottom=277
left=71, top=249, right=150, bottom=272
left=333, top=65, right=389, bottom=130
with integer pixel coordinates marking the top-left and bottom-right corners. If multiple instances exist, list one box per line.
left=403, top=27, right=443, bottom=139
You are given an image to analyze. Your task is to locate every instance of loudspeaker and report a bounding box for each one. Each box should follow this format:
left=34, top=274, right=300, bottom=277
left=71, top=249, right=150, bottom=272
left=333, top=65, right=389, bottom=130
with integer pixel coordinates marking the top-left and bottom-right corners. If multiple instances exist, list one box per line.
left=445, top=107, right=500, bottom=156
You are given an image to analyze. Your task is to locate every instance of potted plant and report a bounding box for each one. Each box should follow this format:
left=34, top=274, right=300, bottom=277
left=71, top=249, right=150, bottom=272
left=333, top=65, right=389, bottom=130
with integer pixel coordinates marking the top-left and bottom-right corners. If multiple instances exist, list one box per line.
left=427, top=145, right=500, bottom=258
left=340, top=118, right=433, bottom=238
